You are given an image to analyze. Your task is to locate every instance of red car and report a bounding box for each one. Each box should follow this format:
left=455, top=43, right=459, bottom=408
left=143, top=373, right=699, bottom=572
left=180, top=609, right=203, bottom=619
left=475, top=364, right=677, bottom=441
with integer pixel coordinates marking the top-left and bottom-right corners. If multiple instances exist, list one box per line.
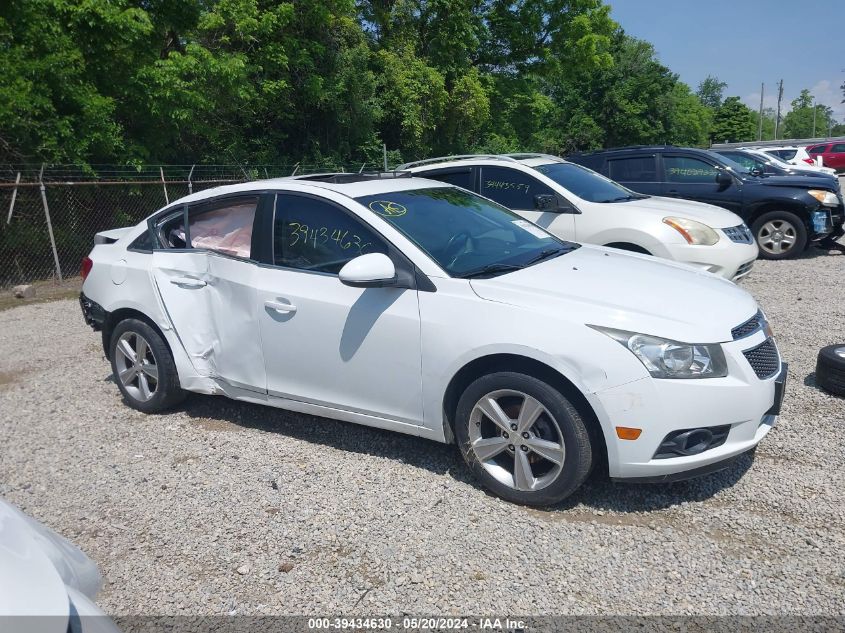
left=806, top=142, right=845, bottom=172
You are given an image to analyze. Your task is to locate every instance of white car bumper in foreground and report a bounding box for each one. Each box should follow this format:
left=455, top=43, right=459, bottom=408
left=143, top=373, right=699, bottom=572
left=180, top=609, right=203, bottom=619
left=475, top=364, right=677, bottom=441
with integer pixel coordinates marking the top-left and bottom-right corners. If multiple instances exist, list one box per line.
left=592, top=332, right=785, bottom=481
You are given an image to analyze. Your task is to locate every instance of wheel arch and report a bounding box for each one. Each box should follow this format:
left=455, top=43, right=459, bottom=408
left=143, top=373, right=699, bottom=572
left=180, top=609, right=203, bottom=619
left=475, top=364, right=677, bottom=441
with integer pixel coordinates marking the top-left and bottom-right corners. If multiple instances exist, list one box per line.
left=101, top=307, right=172, bottom=361
left=746, top=201, right=811, bottom=230
left=603, top=241, right=652, bottom=255
left=441, top=353, right=607, bottom=469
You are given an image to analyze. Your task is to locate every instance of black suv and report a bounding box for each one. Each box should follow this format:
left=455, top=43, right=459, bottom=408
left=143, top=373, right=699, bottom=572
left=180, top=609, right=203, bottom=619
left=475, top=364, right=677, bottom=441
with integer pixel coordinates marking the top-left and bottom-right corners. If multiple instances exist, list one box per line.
left=568, top=145, right=844, bottom=259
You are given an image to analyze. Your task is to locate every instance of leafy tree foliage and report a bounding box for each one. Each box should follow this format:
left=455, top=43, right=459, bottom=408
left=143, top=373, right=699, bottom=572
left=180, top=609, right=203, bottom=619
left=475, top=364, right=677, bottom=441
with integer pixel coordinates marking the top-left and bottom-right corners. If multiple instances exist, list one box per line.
left=711, top=97, right=755, bottom=143
left=696, top=75, right=727, bottom=110
left=783, top=89, right=833, bottom=138
left=0, top=0, right=767, bottom=166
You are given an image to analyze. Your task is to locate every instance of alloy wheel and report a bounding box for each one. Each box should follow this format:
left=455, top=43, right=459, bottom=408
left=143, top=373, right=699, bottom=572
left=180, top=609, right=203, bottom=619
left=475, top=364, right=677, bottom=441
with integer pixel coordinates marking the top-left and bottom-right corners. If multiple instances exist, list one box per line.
left=757, top=220, right=796, bottom=255
left=114, top=331, right=159, bottom=402
left=468, top=389, right=565, bottom=491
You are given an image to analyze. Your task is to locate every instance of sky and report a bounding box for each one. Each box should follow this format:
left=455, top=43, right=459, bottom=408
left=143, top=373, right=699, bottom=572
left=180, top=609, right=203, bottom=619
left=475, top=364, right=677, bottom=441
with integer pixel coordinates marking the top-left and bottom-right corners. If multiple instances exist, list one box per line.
left=605, top=0, right=845, bottom=122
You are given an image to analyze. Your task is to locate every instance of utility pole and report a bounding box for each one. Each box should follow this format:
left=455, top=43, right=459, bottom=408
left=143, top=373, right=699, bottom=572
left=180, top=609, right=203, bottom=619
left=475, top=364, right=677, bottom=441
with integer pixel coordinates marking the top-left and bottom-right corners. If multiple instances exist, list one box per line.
left=774, top=79, right=784, bottom=140
left=812, top=97, right=817, bottom=137
left=757, top=83, right=765, bottom=141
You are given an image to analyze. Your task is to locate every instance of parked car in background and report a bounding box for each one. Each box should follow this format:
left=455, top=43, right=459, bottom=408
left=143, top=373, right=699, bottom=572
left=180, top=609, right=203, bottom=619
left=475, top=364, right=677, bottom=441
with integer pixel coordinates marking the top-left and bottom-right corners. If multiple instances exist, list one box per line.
left=401, top=154, right=758, bottom=280
left=762, top=146, right=820, bottom=168
left=0, top=497, right=118, bottom=632
left=79, top=173, right=785, bottom=506
left=568, top=146, right=844, bottom=259
left=806, top=142, right=845, bottom=173
left=715, top=148, right=839, bottom=182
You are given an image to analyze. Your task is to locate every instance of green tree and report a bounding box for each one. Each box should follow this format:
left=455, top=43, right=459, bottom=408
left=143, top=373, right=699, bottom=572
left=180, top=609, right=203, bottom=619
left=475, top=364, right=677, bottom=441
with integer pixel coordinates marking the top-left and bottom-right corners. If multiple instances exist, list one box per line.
left=666, top=83, right=712, bottom=146
left=696, top=75, right=727, bottom=110
left=711, top=96, right=755, bottom=143
left=783, top=89, right=832, bottom=138
left=750, top=107, right=777, bottom=141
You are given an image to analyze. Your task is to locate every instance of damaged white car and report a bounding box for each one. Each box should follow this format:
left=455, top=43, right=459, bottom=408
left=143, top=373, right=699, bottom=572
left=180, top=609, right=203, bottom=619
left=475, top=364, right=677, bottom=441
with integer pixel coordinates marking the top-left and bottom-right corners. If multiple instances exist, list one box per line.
left=80, top=173, right=786, bottom=505
left=0, top=497, right=118, bottom=633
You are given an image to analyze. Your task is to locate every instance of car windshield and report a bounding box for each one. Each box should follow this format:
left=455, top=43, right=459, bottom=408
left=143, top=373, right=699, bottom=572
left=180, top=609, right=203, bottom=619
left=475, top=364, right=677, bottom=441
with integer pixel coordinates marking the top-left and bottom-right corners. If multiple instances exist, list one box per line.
left=533, top=162, right=646, bottom=203
left=355, top=187, right=578, bottom=278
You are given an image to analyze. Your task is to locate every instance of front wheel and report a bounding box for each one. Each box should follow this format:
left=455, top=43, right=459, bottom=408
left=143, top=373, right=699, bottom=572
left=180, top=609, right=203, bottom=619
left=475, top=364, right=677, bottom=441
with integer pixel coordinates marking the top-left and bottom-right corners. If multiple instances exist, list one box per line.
left=454, top=372, right=593, bottom=506
left=752, top=211, right=807, bottom=259
left=110, top=318, right=185, bottom=413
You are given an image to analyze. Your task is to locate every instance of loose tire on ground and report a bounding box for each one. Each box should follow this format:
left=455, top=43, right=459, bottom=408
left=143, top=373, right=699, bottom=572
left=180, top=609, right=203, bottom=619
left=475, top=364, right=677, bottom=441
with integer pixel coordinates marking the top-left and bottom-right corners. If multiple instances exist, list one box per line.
left=816, top=345, right=845, bottom=397
left=454, top=371, right=593, bottom=506
left=110, top=318, right=186, bottom=413
left=752, top=211, right=807, bottom=260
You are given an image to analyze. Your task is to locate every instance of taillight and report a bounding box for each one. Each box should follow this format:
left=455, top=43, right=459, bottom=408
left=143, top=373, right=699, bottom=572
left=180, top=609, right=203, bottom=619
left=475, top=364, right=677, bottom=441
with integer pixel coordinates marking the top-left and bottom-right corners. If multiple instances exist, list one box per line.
left=803, top=158, right=815, bottom=165
left=81, top=256, right=93, bottom=280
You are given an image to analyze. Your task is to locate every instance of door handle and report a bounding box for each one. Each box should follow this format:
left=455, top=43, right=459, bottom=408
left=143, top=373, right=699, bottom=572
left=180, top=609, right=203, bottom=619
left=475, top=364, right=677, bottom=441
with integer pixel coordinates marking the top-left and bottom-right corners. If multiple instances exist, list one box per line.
left=170, top=276, right=207, bottom=288
left=265, top=300, right=297, bottom=314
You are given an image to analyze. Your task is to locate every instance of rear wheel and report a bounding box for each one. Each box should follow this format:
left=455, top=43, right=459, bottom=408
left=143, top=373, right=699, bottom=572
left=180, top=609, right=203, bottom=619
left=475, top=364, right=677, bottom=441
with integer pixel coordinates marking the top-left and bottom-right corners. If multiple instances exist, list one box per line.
left=110, top=318, right=185, bottom=413
left=752, top=211, right=807, bottom=259
left=454, top=372, right=593, bottom=506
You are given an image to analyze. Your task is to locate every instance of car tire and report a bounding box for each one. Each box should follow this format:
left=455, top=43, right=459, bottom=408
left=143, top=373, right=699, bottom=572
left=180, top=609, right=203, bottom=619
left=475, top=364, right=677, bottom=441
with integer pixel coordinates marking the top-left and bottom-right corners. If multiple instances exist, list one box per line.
left=454, top=372, right=593, bottom=506
left=109, top=318, right=186, bottom=413
left=816, top=345, right=845, bottom=397
left=752, top=211, right=807, bottom=260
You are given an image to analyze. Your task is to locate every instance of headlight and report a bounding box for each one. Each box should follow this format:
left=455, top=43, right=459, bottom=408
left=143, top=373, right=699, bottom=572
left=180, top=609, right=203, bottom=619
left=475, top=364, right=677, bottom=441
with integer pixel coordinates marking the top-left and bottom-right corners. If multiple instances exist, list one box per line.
left=662, top=217, right=720, bottom=245
left=590, top=326, right=728, bottom=379
left=808, top=189, right=839, bottom=206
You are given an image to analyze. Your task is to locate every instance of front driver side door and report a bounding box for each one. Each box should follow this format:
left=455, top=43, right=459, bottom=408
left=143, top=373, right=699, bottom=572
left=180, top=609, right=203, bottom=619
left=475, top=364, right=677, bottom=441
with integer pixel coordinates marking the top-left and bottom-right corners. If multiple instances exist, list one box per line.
left=254, top=192, right=424, bottom=425
left=661, top=154, right=743, bottom=215
left=478, top=166, right=576, bottom=240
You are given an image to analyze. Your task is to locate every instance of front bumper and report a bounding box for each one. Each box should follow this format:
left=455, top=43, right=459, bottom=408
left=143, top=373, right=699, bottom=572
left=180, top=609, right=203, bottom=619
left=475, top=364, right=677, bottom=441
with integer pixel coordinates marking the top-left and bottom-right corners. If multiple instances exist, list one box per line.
left=662, top=239, right=758, bottom=281
left=592, top=331, right=786, bottom=481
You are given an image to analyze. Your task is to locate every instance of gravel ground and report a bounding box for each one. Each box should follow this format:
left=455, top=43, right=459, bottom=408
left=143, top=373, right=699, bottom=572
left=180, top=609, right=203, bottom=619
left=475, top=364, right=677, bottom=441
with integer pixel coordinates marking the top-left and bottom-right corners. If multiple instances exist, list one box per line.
left=1, top=245, right=844, bottom=616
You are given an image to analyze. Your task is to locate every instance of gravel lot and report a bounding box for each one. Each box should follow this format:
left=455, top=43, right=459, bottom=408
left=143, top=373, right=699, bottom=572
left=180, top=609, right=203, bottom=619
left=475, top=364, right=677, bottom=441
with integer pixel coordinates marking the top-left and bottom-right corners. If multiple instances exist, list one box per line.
left=1, top=245, right=844, bottom=616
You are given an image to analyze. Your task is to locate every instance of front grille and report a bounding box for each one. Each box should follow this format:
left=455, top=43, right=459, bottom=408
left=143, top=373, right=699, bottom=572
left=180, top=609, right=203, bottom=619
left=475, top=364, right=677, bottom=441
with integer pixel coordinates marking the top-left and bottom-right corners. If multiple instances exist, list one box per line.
left=742, top=338, right=780, bottom=379
left=723, top=224, right=754, bottom=244
left=731, top=310, right=764, bottom=340
left=733, top=261, right=754, bottom=280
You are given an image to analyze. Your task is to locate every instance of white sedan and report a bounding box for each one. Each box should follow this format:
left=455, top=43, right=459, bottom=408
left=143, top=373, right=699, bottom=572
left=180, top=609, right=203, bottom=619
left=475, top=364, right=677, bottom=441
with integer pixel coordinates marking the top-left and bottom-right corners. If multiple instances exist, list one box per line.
left=80, top=174, right=785, bottom=505
left=402, top=154, right=758, bottom=280
left=0, top=497, right=119, bottom=633
left=761, top=146, right=837, bottom=175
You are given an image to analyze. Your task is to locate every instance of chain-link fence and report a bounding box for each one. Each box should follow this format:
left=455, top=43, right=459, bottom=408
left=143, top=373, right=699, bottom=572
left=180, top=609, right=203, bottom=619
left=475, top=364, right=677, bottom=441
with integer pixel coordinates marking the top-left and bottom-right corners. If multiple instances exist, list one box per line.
left=0, top=163, right=366, bottom=288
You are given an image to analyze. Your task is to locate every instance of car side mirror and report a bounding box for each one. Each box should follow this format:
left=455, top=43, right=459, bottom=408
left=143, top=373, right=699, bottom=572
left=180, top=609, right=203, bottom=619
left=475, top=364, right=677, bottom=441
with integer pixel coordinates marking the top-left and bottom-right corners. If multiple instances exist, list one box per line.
left=338, top=253, right=397, bottom=288
left=534, top=193, right=579, bottom=214
left=534, top=194, right=557, bottom=211
left=715, top=171, right=733, bottom=188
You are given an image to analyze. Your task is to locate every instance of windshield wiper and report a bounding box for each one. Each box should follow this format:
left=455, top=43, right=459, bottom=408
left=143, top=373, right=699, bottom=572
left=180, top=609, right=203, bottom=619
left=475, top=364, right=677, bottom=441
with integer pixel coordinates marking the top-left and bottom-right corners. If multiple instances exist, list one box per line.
left=457, top=263, right=525, bottom=279
left=601, top=195, right=641, bottom=203
left=524, top=247, right=567, bottom=266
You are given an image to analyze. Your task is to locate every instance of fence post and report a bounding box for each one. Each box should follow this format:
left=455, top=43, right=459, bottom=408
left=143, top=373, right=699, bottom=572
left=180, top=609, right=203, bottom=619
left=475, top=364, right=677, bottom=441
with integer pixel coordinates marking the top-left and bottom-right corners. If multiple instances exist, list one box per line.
left=160, top=167, right=169, bottom=204
left=5, top=172, right=20, bottom=224
left=187, top=164, right=195, bottom=195
left=38, top=164, right=63, bottom=283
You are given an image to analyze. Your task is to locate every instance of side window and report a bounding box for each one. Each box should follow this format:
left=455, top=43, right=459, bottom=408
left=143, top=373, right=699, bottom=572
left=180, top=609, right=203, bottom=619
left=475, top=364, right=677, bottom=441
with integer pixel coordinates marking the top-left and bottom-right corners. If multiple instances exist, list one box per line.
left=417, top=168, right=474, bottom=190
left=607, top=156, right=657, bottom=182
left=807, top=145, right=827, bottom=154
left=777, top=149, right=797, bottom=161
left=479, top=166, right=554, bottom=209
left=129, top=229, right=153, bottom=251
left=664, top=156, right=719, bottom=183
left=274, top=194, right=388, bottom=274
left=830, top=144, right=845, bottom=153
left=187, top=198, right=257, bottom=259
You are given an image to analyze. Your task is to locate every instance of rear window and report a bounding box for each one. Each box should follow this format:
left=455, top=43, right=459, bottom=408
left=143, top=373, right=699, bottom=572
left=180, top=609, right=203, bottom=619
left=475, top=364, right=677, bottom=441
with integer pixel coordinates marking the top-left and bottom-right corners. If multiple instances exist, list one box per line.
left=417, top=168, right=474, bottom=190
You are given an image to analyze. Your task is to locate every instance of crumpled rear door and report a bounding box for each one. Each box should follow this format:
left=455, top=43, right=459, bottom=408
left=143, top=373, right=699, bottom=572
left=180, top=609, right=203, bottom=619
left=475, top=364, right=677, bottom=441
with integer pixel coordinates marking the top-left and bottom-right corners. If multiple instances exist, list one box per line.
left=151, top=250, right=216, bottom=376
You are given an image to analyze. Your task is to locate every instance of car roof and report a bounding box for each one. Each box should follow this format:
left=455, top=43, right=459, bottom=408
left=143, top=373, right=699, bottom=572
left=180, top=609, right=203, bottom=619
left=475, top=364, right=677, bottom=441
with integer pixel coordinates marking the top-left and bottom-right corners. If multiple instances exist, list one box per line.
left=400, top=154, right=566, bottom=171
left=163, top=175, right=447, bottom=209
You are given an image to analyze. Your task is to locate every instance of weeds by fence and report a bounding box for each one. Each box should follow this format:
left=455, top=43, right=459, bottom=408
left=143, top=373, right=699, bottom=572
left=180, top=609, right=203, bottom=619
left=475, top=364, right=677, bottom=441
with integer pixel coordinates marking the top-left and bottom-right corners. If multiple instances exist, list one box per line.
left=0, top=163, right=365, bottom=288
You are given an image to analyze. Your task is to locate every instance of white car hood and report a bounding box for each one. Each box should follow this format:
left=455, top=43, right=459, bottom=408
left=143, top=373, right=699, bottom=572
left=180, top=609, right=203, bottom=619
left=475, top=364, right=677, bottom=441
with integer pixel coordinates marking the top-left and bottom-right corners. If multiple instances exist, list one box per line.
left=618, top=196, right=741, bottom=228
left=469, top=245, right=757, bottom=343
left=0, top=498, right=102, bottom=629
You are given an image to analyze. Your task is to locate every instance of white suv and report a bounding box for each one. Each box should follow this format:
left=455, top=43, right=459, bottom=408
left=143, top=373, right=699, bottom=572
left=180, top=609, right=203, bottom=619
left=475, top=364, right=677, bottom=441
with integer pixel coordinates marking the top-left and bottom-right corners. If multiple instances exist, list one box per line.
left=402, top=154, right=758, bottom=280
left=79, top=173, right=785, bottom=505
